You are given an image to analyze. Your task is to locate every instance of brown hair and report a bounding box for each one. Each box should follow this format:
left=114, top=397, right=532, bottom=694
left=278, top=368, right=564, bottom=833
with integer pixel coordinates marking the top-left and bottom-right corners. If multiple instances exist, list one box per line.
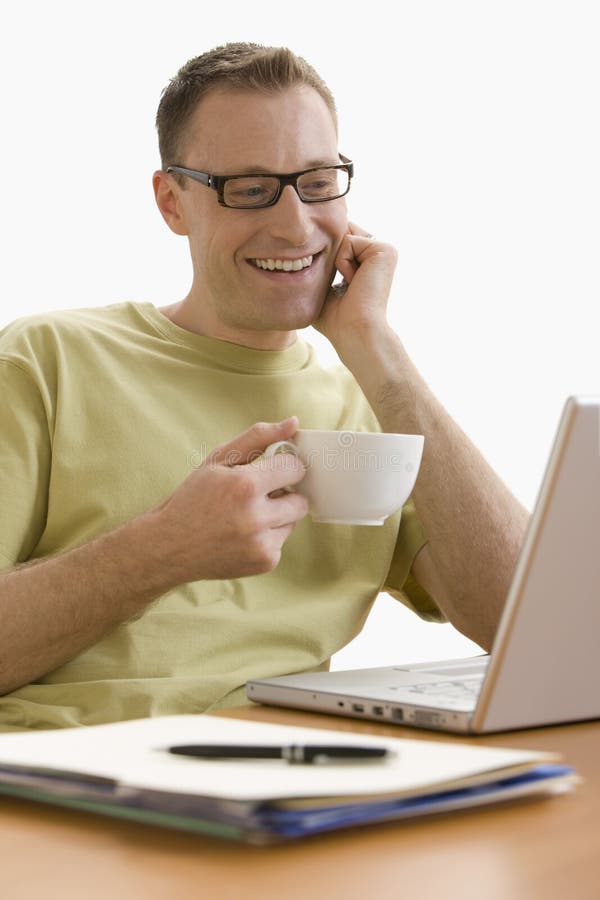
left=155, top=42, right=338, bottom=172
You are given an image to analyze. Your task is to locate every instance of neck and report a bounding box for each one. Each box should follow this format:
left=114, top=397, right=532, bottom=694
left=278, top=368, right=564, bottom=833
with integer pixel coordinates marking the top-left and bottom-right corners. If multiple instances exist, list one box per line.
left=157, top=297, right=298, bottom=351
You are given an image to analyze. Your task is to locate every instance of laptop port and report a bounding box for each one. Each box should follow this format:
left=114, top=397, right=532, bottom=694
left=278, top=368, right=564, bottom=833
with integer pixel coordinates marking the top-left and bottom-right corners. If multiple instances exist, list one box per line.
left=391, top=708, right=404, bottom=722
left=351, top=703, right=365, bottom=713
left=372, top=705, right=384, bottom=716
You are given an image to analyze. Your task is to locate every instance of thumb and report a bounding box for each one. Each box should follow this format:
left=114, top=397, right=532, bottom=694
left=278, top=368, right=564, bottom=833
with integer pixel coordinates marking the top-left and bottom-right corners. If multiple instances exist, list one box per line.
left=207, top=417, right=299, bottom=467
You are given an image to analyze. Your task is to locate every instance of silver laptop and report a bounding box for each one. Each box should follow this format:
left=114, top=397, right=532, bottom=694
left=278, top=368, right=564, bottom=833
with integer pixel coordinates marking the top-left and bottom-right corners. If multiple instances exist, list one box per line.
left=247, top=396, right=600, bottom=733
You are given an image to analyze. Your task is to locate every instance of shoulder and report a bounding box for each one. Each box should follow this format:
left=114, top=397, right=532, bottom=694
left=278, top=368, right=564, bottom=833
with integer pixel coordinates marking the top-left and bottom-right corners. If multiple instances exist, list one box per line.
left=0, top=302, right=150, bottom=397
left=0, top=302, right=146, bottom=364
left=1, top=301, right=145, bottom=344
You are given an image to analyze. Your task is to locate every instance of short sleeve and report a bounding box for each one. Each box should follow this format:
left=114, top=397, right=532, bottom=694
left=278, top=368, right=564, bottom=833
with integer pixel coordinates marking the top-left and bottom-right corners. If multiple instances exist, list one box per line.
left=0, top=359, right=51, bottom=568
left=383, top=498, right=446, bottom=623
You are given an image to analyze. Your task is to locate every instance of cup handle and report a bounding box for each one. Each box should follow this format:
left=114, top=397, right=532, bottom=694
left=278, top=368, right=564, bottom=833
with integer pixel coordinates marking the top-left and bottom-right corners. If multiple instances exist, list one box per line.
left=263, top=440, right=299, bottom=459
left=262, top=441, right=300, bottom=494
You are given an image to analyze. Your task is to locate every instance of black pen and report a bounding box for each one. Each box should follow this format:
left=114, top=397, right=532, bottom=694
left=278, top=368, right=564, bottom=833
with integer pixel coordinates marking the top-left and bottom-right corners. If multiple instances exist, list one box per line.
left=166, top=744, right=390, bottom=764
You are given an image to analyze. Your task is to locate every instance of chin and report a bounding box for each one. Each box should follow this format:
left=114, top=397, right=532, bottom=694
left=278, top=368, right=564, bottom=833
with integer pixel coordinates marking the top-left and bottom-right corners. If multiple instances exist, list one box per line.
left=278, top=305, right=326, bottom=332
left=297, top=286, right=329, bottom=324
left=259, top=293, right=327, bottom=332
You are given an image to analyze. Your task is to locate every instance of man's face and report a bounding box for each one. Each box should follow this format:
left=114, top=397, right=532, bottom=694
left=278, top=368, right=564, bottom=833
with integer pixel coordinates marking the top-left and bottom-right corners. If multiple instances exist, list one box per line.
left=169, top=85, right=349, bottom=346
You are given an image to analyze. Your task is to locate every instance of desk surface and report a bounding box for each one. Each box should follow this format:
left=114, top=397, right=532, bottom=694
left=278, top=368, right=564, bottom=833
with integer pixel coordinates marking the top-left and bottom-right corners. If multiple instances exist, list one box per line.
left=1, top=705, right=598, bottom=900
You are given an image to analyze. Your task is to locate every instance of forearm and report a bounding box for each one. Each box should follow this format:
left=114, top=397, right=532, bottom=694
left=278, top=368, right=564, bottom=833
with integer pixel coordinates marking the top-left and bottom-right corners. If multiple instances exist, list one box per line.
left=0, top=508, right=177, bottom=695
left=337, top=326, right=529, bottom=649
left=0, top=418, right=309, bottom=695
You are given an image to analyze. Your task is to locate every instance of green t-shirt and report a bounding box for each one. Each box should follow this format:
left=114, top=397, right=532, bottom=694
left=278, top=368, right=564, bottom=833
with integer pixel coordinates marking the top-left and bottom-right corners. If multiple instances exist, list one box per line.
left=0, top=302, right=442, bottom=731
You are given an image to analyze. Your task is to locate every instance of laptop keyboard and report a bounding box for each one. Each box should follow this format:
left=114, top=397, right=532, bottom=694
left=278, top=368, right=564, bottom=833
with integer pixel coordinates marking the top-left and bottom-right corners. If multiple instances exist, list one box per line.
left=402, top=676, right=484, bottom=707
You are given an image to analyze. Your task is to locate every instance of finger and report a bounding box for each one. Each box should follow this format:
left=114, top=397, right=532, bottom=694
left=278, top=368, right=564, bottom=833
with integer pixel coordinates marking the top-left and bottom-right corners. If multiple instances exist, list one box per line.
left=335, top=234, right=360, bottom=284
left=348, top=221, right=374, bottom=238
left=344, top=233, right=383, bottom=256
left=270, top=522, right=295, bottom=540
left=267, top=522, right=296, bottom=556
left=267, top=492, right=309, bottom=528
left=252, top=450, right=306, bottom=492
left=335, top=232, right=379, bottom=282
left=340, top=233, right=396, bottom=268
left=207, top=417, right=299, bottom=466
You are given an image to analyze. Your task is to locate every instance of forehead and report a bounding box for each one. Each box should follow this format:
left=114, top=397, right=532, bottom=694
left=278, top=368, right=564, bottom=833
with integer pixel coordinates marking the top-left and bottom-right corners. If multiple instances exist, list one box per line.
left=182, top=85, right=339, bottom=172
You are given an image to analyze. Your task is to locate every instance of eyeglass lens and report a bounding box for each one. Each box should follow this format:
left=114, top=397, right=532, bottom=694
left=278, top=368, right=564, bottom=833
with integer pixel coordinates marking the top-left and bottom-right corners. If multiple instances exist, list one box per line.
left=223, top=167, right=350, bottom=208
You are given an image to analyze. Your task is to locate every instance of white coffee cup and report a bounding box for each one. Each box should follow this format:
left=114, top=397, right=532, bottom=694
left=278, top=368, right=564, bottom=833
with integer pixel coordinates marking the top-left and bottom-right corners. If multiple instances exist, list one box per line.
left=263, top=429, right=424, bottom=525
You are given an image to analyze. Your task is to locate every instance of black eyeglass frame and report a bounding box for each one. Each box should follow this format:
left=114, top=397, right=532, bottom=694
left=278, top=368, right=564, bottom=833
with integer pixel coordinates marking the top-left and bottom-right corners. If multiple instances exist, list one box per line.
left=165, top=154, right=353, bottom=208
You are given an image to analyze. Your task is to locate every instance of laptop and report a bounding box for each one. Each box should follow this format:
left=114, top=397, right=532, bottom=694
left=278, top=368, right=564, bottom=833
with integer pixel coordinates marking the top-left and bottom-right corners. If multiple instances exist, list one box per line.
left=247, top=395, right=600, bottom=733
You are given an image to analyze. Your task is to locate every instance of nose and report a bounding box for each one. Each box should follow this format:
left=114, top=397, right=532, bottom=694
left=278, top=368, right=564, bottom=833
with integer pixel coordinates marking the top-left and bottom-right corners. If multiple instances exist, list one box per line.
left=266, top=184, right=315, bottom=245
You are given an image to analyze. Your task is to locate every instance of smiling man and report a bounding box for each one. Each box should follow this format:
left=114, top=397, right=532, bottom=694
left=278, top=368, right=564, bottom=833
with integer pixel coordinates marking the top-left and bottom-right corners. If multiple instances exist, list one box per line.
left=0, top=43, right=528, bottom=731
left=154, top=84, right=347, bottom=344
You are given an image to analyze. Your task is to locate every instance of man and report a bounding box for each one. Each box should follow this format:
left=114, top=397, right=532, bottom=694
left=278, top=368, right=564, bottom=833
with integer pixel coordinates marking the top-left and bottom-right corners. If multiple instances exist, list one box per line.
left=0, top=43, right=528, bottom=731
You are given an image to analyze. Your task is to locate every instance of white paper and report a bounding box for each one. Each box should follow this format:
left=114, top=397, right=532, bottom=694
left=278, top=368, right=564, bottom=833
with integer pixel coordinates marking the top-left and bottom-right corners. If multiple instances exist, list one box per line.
left=0, top=714, right=558, bottom=804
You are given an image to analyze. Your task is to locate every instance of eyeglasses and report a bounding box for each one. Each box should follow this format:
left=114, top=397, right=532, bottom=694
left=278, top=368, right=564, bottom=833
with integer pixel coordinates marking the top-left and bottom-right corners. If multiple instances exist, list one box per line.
left=166, top=154, right=353, bottom=209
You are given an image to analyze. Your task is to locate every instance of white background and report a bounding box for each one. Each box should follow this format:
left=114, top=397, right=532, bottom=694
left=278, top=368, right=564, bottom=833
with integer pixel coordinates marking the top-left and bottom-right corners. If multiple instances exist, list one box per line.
left=1, top=1, right=597, bottom=669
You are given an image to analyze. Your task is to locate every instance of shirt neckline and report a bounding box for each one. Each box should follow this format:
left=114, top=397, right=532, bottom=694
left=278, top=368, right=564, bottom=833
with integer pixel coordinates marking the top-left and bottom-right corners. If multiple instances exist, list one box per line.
left=133, top=302, right=313, bottom=374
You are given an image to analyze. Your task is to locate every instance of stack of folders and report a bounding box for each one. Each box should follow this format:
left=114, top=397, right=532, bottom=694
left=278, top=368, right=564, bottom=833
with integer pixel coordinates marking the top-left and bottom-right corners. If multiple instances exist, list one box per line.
left=0, top=715, right=577, bottom=844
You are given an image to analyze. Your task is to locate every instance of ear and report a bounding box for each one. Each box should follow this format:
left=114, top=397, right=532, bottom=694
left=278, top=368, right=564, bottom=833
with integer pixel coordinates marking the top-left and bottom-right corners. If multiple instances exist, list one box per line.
left=152, top=170, right=189, bottom=236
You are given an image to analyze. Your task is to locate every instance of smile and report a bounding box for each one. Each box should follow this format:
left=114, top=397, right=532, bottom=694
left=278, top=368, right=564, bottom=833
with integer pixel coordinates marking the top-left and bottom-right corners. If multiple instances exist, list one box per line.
left=252, top=255, right=314, bottom=271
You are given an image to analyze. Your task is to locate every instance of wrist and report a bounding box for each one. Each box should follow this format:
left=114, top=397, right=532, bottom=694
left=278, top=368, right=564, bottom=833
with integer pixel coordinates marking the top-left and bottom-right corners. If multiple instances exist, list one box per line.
left=336, top=323, right=406, bottom=379
left=135, top=503, right=194, bottom=589
left=335, top=326, right=428, bottom=433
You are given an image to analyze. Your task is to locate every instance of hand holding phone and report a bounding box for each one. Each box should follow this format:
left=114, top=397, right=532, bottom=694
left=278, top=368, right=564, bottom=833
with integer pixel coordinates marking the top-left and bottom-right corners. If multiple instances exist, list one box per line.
left=314, top=221, right=398, bottom=350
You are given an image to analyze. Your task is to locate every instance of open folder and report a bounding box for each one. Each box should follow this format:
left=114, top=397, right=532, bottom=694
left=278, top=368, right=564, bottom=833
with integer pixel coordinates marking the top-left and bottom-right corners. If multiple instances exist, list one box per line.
left=0, top=714, right=577, bottom=843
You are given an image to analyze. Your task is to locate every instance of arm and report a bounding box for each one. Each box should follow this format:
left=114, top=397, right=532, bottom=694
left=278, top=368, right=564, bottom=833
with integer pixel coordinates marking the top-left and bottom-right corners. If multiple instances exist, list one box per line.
left=316, top=229, right=529, bottom=651
left=0, top=419, right=308, bottom=695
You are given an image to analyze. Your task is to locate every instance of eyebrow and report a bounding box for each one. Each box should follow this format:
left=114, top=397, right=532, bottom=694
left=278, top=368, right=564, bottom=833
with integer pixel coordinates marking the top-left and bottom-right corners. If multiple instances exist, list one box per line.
left=224, top=159, right=339, bottom=175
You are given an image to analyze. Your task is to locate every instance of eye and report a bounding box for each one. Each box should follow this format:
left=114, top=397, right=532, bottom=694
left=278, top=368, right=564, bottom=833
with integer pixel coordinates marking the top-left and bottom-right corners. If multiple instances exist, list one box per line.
left=223, top=176, right=279, bottom=207
left=235, top=184, right=269, bottom=199
left=298, top=169, right=340, bottom=199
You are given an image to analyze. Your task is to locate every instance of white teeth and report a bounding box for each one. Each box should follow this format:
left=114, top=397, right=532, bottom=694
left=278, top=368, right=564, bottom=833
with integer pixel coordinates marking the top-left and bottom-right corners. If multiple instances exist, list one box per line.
left=253, top=255, right=313, bottom=271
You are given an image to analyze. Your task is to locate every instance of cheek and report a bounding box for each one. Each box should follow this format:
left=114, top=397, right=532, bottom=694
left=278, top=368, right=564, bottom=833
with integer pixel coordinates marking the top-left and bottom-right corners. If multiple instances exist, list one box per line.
left=190, top=217, right=246, bottom=276
left=209, top=211, right=256, bottom=262
left=324, top=201, right=349, bottom=251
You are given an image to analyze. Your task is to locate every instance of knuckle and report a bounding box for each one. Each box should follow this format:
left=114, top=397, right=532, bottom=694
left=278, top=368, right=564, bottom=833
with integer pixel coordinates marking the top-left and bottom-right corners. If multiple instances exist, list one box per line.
left=232, top=471, right=260, bottom=502
left=221, top=447, right=244, bottom=467
left=235, top=497, right=268, bottom=535
left=205, top=443, right=225, bottom=462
